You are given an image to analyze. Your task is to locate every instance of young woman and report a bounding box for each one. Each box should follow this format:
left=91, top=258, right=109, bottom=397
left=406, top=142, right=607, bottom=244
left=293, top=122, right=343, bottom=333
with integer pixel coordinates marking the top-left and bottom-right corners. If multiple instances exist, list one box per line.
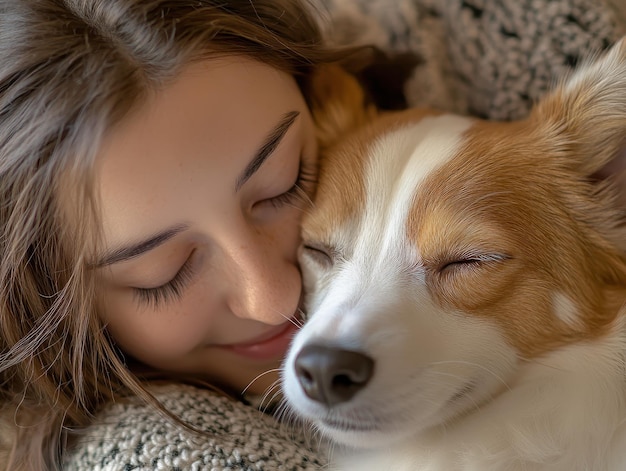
left=0, top=1, right=353, bottom=469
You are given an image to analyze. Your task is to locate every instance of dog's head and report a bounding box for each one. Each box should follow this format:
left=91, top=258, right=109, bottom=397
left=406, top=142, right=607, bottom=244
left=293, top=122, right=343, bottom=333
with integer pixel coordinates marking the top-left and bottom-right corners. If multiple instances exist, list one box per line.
left=283, top=39, right=626, bottom=448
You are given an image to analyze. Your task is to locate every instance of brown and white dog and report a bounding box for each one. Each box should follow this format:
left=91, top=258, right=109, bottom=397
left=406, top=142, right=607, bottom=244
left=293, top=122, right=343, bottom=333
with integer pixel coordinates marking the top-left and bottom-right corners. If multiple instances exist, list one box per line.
left=282, top=39, right=626, bottom=470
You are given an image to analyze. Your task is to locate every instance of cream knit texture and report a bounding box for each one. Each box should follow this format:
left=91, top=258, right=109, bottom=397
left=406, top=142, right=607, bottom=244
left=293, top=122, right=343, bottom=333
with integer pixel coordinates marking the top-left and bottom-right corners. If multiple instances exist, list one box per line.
left=65, top=384, right=324, bottom=470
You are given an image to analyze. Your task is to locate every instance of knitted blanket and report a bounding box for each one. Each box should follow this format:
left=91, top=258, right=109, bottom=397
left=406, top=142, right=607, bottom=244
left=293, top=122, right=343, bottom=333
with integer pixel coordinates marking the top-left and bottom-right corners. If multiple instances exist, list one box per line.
left=65, top=1, right=625, bottom=469
left=65, top=384, right=325, bottom=470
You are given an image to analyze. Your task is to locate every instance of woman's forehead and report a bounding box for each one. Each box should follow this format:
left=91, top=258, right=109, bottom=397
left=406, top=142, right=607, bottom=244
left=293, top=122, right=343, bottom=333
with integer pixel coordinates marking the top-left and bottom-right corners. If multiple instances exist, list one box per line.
left=92, top=56, right=312, bottom=252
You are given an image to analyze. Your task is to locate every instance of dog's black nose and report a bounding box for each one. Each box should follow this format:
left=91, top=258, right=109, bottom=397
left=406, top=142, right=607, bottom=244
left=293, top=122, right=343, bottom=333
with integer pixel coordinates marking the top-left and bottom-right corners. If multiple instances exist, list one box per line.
left=294, top=344, right=374, bottom=407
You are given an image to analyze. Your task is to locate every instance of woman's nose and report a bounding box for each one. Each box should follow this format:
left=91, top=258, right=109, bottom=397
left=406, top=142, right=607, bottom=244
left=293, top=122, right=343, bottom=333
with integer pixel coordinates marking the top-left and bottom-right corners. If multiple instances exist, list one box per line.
left=222, top=229, right=302, bottom=325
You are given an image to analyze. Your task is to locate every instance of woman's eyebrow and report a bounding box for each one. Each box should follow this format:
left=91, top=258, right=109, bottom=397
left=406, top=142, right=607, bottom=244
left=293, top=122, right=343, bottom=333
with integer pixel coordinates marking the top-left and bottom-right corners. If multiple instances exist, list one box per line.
left=94, top=223, right=189, bottom=267
left=94, top=112, right=299, bottom=268
left=235, top=110, right=300, bottom=191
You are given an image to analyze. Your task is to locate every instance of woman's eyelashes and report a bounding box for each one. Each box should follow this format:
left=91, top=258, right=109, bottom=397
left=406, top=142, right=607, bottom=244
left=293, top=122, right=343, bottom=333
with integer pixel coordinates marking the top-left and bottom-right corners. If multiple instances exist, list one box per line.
left=131, top=156, right=316, bottom=309
left=133, top=252, right=196, bottom=308
left=265, top=157, right=317, bottom=209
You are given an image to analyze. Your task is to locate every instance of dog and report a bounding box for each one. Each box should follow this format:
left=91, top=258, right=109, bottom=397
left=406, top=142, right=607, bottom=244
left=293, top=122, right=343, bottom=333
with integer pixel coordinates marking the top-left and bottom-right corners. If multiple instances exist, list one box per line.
left=281, top=38, right=626, bottom=470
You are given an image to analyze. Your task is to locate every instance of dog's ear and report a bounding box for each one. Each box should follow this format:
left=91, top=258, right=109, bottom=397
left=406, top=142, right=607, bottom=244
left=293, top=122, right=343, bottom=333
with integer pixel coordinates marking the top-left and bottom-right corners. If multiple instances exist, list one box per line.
left=532, top=38, right=626, bottom=181
left=532, top=38, right=626, bottom=253
left=306, top=64, right=377, bottom=150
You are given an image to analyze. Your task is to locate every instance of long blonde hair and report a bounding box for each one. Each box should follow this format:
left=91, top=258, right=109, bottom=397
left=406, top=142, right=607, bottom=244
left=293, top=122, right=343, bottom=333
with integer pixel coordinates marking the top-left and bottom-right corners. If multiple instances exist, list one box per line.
left=0, top=1, right=348, bottom=469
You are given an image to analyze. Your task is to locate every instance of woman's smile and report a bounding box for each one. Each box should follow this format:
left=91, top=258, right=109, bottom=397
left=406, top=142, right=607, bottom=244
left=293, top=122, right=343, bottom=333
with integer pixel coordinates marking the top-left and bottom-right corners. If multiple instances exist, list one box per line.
left=222, top=317, right=301, bottom=360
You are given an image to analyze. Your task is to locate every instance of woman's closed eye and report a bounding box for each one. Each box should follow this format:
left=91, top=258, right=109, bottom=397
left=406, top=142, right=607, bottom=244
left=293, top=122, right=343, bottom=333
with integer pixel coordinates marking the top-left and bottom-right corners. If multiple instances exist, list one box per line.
left=133, top=251, right=197, bottom=308
left=261, top=156, right=317, bottom=209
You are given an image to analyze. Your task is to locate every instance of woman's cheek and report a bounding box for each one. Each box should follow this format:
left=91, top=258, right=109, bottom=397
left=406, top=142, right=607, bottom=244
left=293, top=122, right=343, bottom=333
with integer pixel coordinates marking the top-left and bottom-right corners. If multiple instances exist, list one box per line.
left=102, top=288, right=214, bottom=364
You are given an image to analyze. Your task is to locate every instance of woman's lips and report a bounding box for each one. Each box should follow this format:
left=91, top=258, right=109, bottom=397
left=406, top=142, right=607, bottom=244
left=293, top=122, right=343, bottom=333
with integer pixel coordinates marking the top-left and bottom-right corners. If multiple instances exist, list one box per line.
left=223, top=319, right=300, bottom=360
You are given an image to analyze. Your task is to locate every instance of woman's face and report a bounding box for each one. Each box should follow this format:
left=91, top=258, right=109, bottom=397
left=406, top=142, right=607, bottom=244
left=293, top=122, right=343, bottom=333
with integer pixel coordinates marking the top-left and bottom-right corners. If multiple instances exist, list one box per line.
left=94, top=57, right=317, bottom=396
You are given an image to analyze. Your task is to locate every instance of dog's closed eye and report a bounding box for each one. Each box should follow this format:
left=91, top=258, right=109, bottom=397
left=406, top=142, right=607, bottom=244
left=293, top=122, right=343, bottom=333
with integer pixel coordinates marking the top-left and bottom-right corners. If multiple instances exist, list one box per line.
left=438, top=253, right=510, bottom=274
left=302, top=243, right=335, bottom=266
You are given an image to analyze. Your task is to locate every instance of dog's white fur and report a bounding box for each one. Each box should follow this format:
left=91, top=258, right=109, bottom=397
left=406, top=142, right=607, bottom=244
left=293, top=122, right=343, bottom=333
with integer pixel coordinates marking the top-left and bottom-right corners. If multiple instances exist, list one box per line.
left=282, top=38, right=626, bottom=470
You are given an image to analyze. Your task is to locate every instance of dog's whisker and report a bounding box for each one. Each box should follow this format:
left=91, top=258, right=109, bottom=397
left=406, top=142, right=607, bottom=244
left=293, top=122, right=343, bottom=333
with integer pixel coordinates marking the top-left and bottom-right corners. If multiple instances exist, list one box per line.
left=272, top=399, right=289, bottom=423
left=522, top=356, right=567, bottom=373
left=294, top=309, right=307, bottom=327
left=261, top=387, right=283, bottom=414
left=241, top=368, right=281, bottom=396
left=270, top=307, right=304, bottom=328
left=428, top=360, right=512, bottom=391
left=258, top=380, right=282, bottom=413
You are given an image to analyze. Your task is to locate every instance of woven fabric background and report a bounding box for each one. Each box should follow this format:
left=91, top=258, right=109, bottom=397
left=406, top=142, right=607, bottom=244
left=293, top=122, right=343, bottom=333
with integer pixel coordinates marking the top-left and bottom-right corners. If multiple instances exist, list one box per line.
left=320, top=0, right=625, bottom=119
